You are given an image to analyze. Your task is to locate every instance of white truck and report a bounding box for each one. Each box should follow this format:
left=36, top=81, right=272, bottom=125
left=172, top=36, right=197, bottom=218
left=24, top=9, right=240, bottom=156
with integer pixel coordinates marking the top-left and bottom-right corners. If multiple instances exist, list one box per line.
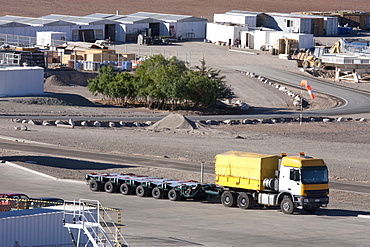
left=215, top=151, right=329, bottom=214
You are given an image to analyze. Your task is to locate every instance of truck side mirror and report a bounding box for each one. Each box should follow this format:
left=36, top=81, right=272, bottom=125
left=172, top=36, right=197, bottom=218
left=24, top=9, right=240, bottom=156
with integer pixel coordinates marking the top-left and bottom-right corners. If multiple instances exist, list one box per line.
left=289, top=169, right=300, bottom=181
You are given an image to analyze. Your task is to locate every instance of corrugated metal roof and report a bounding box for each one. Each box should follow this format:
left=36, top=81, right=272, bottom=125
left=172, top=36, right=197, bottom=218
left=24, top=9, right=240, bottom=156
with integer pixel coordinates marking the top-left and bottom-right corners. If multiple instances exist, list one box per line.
left=114, top=16, right=163, bottom=24
left=128, top=12, right=206, bottom=22
left=84, top=13, right=116, bottom=19
left=0, top=12, right=207, bottom=26
left=227, top=10, right=263, bottom=16
left=0, top=208, right=61, bottom=219
left=266, top=12, right=325, bottom=19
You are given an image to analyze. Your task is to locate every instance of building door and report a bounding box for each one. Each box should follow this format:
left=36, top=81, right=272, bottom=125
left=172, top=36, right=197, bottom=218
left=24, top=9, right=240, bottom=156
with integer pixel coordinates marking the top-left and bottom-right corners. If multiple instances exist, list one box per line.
left=105, top=24, right=116, bottom=41
left=149, top=23, right=160, bottom=37
left=78, top=29, right=95, bottom=42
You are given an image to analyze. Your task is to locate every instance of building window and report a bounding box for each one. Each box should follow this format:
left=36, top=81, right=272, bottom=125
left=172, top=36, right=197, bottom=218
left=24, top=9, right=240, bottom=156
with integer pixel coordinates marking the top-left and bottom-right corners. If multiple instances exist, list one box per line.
left=286, top=19, right=293, bottom=27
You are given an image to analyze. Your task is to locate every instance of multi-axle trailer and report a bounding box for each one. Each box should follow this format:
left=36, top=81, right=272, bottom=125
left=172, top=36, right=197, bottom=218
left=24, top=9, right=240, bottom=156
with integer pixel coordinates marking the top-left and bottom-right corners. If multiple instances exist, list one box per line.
left=86, top=151, right=329, bottom=215
left=85, top=173, right=219, bottom=201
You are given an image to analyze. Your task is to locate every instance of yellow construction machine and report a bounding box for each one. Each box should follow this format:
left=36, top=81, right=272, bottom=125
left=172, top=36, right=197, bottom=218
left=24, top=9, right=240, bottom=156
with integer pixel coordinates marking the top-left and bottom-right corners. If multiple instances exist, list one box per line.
left=297, top=41, right=342, bottom=69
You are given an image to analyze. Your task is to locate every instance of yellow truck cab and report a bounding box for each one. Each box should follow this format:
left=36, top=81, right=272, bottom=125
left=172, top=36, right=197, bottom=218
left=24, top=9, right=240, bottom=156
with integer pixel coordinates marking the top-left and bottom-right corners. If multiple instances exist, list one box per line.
left=278, top=153, right=329, bottom=213
left=215, top=151, right=329, bottom=214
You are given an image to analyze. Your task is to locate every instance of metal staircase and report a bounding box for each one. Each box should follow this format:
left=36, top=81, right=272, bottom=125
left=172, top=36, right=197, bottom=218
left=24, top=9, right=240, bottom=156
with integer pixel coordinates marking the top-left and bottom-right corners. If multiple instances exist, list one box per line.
left=63, top=199, right=129, bottom=247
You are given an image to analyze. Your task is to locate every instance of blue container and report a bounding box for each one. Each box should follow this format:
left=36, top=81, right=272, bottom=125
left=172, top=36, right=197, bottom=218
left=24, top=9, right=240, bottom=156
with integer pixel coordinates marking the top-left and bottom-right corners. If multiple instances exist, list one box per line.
left=75, top=61, right=81, bottom=70
left=121, top=61, right=132, bottom=71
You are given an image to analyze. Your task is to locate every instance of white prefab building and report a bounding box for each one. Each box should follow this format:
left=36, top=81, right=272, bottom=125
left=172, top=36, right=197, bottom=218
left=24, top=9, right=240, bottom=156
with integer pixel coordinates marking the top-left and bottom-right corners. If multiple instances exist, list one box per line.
left=0, top=208, right=88, bottom=246
left=0, top=66, right=44, bottom=97
left=261, top=13, right=338, bottom=36
left=213, top=11, right=261, bottom=27
left=36, top=31, right=66, bottom=46
left=127, top=12, right=207, bottom=39
left=207, top=23, right=249, bottom=46
left=0, top=12, right=207, bottom=43
left=241, top=30, right=314, bottom=50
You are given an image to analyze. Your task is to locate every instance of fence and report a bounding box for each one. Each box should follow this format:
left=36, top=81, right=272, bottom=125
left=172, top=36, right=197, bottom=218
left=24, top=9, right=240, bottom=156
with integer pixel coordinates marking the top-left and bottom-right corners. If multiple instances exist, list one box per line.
left=0, top=33, right=64, bottom=47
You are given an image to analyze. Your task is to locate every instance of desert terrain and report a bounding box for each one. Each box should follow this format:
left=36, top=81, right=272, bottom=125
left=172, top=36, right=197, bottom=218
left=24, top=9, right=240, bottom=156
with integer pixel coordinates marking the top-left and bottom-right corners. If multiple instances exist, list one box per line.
left=0, top=0, right=370, bottom=21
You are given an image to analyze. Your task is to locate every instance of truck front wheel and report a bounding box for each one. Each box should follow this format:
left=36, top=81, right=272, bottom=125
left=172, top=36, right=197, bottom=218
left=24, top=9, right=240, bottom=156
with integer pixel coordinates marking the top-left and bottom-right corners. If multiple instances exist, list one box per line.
left=237, top=192, right=254, bottom=209
left=221, top=191, right=237, bottom=207
left=281, top=198, right=295, bottom=214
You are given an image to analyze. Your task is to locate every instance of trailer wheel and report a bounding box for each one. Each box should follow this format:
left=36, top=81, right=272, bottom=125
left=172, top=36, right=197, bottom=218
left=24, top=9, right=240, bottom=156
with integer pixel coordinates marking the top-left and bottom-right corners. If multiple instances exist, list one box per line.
left=152, top=187, right=164, bottom=199
left=120, top=183, right=132, bottom=195
left=168, top=189, right=180, bottom=201
left=136, top=185, right=148, bottom=197
left=89, top=180, right=101, bottom=192
left=221, top=191, right=237, bottom=207
left=104, top=182, right=116, bottom=193
left=281, top=198, right=295, bottom=214
left=237, top=192, right=254, bottom=209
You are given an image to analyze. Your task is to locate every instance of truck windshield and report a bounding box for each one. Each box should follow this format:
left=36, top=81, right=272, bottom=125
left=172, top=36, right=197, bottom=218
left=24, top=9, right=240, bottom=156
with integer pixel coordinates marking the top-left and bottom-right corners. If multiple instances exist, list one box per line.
left=301, top=166, right=328, bottom=184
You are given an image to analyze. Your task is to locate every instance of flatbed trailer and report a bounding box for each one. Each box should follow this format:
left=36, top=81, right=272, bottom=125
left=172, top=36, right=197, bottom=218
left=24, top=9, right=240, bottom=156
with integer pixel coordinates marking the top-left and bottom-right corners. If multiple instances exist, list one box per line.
left=85, top=173, right=219, bottom=201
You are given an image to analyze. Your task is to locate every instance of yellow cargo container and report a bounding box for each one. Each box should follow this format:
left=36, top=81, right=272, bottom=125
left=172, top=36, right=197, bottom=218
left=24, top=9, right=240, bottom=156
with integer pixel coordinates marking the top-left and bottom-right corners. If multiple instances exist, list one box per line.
left=215, top=151, right=279, bottom=190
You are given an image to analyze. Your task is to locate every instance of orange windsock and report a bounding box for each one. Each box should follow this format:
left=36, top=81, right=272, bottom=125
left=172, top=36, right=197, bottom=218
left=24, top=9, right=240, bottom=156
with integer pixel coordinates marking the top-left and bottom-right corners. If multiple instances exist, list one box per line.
left=301, top=80, right=314, bottom=99
left=307, top=89, right=315, bottom=99
left=301, top=80, right=308, bottom=87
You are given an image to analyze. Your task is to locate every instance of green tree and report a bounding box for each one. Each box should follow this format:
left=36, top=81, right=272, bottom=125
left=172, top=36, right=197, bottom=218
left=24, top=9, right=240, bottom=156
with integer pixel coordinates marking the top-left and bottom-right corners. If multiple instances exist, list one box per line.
left=87, top=66, right=116, bottom=102
left=134, top=55, right=187, bottom=108
left=109, top=72, right=135, bottom=105
left=185, top=59, right=234, bottom=107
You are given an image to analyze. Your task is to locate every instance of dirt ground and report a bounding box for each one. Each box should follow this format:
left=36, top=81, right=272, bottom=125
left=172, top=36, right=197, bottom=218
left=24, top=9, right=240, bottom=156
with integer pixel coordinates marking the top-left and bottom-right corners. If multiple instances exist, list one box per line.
left=1, top=41, right=370, bottom=213
left=1, top=0, right=370, bottom=21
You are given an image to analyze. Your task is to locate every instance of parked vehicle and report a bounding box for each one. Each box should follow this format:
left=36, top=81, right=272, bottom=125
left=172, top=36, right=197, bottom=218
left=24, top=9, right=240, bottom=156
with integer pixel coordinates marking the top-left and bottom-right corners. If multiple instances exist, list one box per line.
left=85, top=173, right=217, bottom=201
left=215, top=151, right=329, bottom=214
left=31, top=197, right=64, bottom=208
left=86, top=152, right=329, bottom=214
left=0, top=193, right=30, bottom=211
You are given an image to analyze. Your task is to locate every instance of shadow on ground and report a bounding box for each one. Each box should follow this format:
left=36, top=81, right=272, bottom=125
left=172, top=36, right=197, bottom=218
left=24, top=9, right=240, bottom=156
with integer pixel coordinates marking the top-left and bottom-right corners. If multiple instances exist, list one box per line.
left=2, top=155, right=136, bottom=170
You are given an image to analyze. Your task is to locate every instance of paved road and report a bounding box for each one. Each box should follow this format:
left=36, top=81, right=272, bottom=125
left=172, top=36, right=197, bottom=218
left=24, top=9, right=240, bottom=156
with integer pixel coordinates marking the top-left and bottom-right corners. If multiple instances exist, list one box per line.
left=1, top=139, right=369, bottom=194
left=1, top=160, right=370, bottom=247
left=229, top=66, right=370, bottom=116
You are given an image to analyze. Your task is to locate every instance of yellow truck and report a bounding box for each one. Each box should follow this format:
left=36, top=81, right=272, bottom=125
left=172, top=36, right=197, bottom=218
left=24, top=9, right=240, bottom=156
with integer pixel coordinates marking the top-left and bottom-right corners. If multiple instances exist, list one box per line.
left=215, top=151, right=329, bottom=214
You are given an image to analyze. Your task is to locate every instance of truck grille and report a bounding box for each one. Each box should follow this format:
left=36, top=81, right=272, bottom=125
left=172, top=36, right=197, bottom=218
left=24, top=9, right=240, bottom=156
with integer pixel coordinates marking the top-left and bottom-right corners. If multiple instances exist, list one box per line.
left=305, top=189, right=327, bottom=198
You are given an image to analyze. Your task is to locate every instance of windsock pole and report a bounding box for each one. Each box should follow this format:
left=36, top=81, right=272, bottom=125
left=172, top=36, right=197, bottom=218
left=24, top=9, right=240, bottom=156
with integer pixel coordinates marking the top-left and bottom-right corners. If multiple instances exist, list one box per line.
left=300, top=80, right=306, bottom=125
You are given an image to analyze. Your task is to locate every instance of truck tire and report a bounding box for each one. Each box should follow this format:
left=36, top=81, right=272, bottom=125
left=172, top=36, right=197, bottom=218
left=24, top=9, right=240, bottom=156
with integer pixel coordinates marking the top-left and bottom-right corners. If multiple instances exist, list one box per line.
left=314, top=59, right=322, bottom=69
left=302, top=60, right=310, bottom=69
left=120, top=183, right=132, bottom=195
left=237, top=192, right=254, bottom=209
left=281, top=198, right=295, bottom=214
left=104, top=182, right=116, bottom=193
left=89, top=180, right=101, bottom=192
left=221, top=191, right=237, bottom=207
left=152, top=187, right=164, bottom=199
left=168, top=189, right=181, bottom=201
left=136, top=185, right=147, bottom=197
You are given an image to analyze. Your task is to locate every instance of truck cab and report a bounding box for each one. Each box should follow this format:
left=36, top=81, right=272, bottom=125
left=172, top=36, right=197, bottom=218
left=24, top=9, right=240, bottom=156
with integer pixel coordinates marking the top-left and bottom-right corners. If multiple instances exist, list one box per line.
left=278, top=153, right=329, bottom=213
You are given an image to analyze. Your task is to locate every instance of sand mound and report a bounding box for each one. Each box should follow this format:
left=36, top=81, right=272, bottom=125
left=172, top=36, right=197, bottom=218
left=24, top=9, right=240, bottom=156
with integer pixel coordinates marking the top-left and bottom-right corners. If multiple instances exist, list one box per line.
left=44, top=71, right=97, bottom=87
left=147, top=114, right=197, bottom=131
